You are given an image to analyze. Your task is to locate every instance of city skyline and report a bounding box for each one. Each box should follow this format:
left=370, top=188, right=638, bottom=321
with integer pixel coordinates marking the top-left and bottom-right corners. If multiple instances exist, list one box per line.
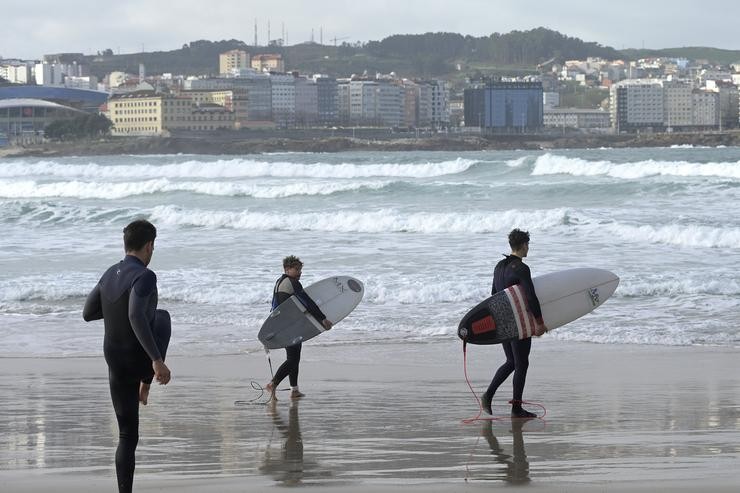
left=2, top=0, right=740, bottom=60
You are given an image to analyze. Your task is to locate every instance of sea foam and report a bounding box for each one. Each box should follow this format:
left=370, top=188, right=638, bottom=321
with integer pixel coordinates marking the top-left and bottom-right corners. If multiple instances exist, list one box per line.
left=531, top=153, right=740, bottom=180
left=0, top=157, right=477, bottom=180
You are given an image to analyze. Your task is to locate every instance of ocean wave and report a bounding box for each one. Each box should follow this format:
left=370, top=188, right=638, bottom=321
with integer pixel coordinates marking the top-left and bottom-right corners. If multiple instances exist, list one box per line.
left=0, top=178, right=395, bottom=199
left=604, top=222, right=740, bottom=249
left=0, top=157, right=477, bottom=180
left=0, top=276, right=93, bottom=303
left=530, top=153, right=740, bottom=180
left=0, top=201, right=136, bottom=225
left=617, top=278, right=740, bottom=297
left=149, top=205, right=573, bottom=233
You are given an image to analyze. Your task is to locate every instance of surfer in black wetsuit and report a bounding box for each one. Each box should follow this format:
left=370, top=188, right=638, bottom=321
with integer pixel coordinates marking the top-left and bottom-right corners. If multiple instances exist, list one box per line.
left=265, top=255, right=332, bottom=401
left=481, top=229, right=546, bottom=418
left=82, top=219, right=171, bottom=493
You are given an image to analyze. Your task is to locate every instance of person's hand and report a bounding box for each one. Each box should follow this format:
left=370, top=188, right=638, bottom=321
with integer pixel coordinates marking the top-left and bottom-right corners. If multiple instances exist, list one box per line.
left=322, top=319, right=333, bottom=330
left=153, top=359, right=171, bottom=385
left=534, top=317, right=547, bottom=337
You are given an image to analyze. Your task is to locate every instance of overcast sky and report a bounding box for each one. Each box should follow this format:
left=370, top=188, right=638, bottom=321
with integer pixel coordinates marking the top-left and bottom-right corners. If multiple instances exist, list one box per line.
left=2, top=0, right=739, bottom=60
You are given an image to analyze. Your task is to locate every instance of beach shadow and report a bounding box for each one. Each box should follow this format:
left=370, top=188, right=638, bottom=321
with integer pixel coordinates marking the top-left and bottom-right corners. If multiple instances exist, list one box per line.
left=482, top=419, right=531, bottom=484
left=259, top=400, right=333, bottom=486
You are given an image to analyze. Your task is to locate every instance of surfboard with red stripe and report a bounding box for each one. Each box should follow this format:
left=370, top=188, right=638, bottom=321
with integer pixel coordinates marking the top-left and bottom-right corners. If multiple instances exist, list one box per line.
left=458, top=268, right=619, bottom=345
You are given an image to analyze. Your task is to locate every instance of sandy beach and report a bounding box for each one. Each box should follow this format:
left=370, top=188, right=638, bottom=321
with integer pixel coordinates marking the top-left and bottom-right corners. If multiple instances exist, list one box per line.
left=1, top=340, right=739, bottom=492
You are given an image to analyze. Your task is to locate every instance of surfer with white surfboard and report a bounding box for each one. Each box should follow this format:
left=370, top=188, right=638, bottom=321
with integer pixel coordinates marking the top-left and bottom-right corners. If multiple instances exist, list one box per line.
left=265, top=256, right=333, bottom=401
left=482, top=229, right=545, bottom=419
left=459, top=228, right=619, bottom=420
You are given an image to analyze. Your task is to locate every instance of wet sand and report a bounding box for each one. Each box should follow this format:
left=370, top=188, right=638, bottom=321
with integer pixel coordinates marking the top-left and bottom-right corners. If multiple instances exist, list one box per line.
left=1, top=340, right=739, bottom=491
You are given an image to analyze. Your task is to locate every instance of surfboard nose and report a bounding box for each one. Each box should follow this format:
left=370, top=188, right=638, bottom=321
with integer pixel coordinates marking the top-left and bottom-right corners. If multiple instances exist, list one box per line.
left=347, top=278, right=363, bottom=293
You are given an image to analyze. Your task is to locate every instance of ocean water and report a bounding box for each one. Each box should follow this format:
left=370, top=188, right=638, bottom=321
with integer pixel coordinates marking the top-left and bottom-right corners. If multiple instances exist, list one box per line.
left=1, top=146, right=739, bottom=356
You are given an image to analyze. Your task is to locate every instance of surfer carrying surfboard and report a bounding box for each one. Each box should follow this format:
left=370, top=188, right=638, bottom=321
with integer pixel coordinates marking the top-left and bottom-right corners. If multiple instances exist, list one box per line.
left=265, top=256, right=333, bottom=401
left=481, top=229, right=546, bottom=418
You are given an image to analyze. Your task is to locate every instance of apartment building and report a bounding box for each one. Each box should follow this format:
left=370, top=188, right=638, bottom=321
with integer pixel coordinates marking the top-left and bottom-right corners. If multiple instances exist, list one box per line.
left=219, top=50, right=250, bottom=75
left=251, top=54, right=284, bottom=73
left=429, top=80, right=450, bottom=128
left=178, top=89, right=248, bottom=124
left=185, top=74, right=272, bottom=122
left=611, top=78, right=732, bottom=132
left=375, top=81, right=403, bottom=127
left=402, top=80, right=419, bottom=128
left=0, top=62, right=32, bottom=84
left=64, top=76, right=99, bottom=90
left=270, top=73, right=296, bottom=127
left=663, top=81, right=693, bottom=129
left=337, top=80, right=351, bottom=124
left=543, top=108, right=611, bottom=129
left=314, top=76, right=338, bottom=126
left=295, top=77, right=318, bottom=126
left=107, top=92, right=167, bottom=136
left=108, top=92, right=235, bottom=136
left=706, top=81, right=739, bottom=129
left=34, top=63, right=65, bottom=86
left=692, top=90, right=719, bottom=128
left=610, top=80, right=664, bottom=132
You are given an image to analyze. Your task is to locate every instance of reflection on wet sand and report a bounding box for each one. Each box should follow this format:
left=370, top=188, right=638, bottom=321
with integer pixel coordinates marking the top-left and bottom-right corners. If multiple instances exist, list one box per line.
left=259, top=400, right=334, bottom=486
left=482, top=419, right=531, bottom=484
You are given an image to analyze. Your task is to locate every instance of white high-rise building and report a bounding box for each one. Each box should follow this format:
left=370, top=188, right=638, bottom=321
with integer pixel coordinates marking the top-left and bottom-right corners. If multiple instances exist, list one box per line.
left=663, top=81, right=693, bottom=129
left=34, top=62, right=65, bottom=86
left=610, top=79, right=664, bottom=132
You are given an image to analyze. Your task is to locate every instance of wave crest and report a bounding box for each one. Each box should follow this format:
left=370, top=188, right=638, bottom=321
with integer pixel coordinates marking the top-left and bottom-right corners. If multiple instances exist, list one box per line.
left=531, top=153, right=740, bottom=180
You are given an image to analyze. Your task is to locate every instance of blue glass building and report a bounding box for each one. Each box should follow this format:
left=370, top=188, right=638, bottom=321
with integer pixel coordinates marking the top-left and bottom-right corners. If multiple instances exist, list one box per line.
left=464, top=81, right=543, bottom=132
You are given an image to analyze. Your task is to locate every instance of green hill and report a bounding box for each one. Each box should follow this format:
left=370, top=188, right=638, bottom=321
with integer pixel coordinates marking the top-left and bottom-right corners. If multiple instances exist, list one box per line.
left=85, top=28, right=621, bottom=79
left=84, top=29, right=740, bottom=81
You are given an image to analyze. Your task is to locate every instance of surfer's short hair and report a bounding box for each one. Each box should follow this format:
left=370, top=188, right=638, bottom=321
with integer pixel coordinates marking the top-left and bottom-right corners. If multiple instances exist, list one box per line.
left=283, top=255, right=304, bottom=270
left=508, top=229, right=530, bottom=250
left=123, top=219, right=157, bottom=251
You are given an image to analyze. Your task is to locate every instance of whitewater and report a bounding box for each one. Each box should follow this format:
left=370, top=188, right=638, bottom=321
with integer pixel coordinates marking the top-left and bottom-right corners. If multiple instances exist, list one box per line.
left=1, top=146, right=739, bottom=356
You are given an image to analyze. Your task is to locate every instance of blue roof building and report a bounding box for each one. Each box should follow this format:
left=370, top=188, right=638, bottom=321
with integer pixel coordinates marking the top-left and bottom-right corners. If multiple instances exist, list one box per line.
left=0, top=85, right=108, bottom=112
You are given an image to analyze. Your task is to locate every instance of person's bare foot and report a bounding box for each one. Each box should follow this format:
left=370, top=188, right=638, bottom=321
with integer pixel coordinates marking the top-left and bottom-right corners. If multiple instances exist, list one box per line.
left=290, top=389, right=305, bottom=399
left=139, top=382, right=151, bottom=405
left=265, top=382, right=277, bottom=401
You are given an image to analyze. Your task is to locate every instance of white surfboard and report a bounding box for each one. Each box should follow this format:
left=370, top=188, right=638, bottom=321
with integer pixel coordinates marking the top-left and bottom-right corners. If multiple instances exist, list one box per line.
left=535, top=268, right=619, bottom=331
left=459, top=268, right=619, bottom=344
left=258, top=276, right=364, bottom=349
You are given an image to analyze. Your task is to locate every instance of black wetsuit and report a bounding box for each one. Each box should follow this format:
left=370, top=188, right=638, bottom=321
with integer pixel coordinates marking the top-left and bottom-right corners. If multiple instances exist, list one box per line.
left=270, top=274, right=326, bottom=387
left=83, top=255, right=170, bottom=493
left=485, top=255, right=542, bottom=406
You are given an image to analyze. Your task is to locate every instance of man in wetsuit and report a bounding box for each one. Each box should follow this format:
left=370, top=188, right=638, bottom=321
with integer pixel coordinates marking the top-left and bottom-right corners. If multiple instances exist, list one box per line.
left=83, top=219, right=171, bottom=493
left=481, top=229, right=546, bottom=418
left=265, top=256, right=332, bottom=401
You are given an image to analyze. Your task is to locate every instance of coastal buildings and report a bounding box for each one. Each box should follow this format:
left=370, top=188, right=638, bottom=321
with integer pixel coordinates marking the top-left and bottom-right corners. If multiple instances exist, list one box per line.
left=610, top=80, right=664, bottom=132
left=610, top=79, right=731, bottom=132
left=106, top=91, right=236, bottom=136
left=543, top=108, right=611, bottom=129
left=219, top=50, right=250, bottom=75
left=314, top=75, right=338, bottom=126
left=270, top=72, right=297, bottom=127
left=463, top=80, right=544, bottom=132
left=0, top=61, right=32, bottom=84
left=3, top=44, right=737, bottom=138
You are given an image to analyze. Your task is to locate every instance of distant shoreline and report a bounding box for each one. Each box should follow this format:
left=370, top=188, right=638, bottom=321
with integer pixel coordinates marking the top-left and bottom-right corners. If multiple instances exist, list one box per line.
left=2, top=130, right=739, bottom=158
